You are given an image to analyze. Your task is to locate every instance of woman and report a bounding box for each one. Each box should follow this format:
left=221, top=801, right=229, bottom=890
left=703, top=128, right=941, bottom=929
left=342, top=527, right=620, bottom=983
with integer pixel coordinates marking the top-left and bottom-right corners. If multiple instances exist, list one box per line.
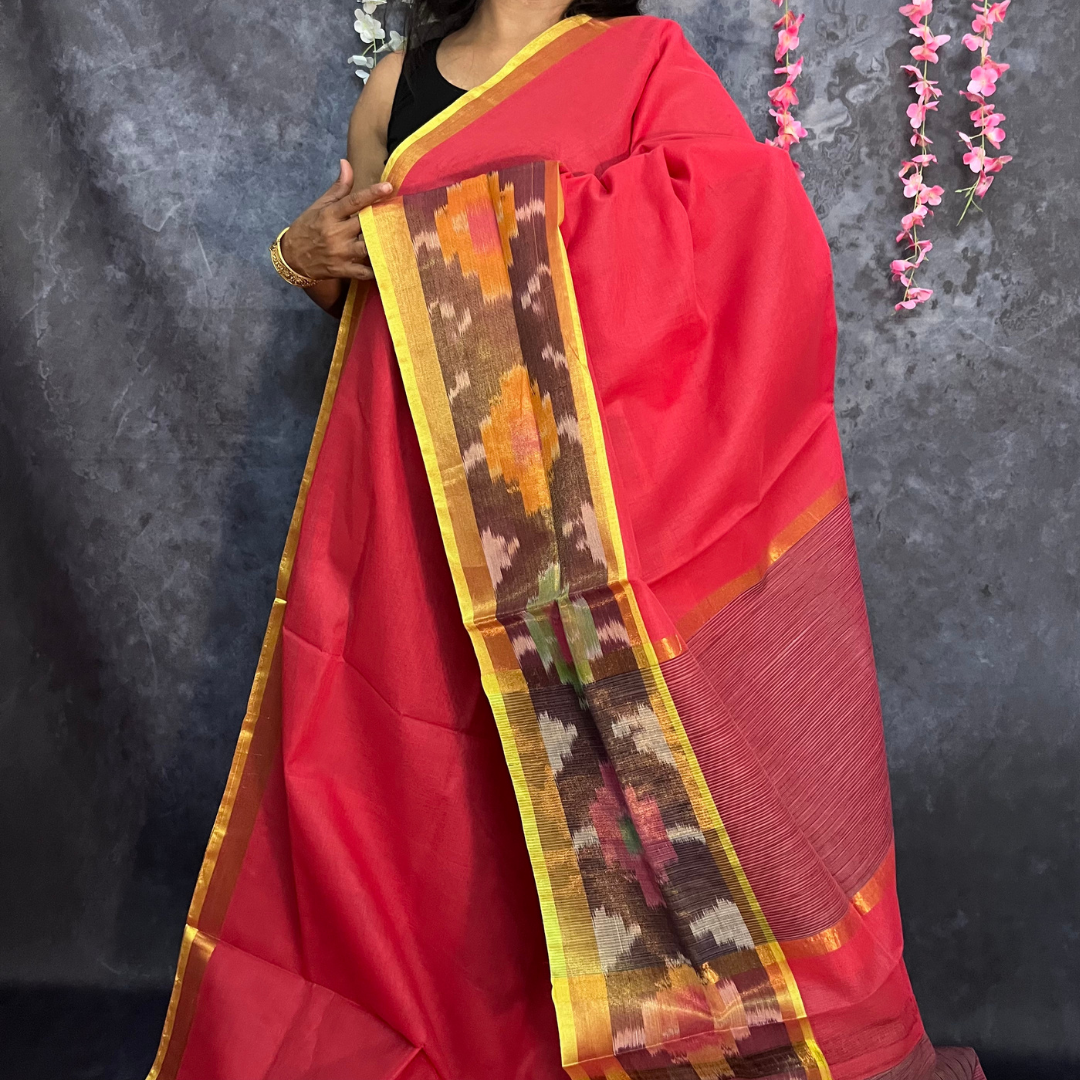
left=147, top=2, right=985, bottom=1079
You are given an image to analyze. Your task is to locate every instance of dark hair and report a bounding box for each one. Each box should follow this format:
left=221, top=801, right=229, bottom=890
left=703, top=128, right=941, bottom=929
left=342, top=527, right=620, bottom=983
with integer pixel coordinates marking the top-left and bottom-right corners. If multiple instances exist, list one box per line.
left=395, top=0, right=641, bottom=77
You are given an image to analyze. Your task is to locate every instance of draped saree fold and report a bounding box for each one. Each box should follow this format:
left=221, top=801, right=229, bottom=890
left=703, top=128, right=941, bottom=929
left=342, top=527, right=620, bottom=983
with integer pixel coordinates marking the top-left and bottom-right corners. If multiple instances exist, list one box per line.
left=147, top=15, right=984, bottom=1080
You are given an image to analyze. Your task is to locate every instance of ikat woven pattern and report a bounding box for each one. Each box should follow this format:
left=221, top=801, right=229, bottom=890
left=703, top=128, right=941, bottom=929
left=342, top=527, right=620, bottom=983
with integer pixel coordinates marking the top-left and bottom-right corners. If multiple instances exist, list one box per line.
left=363, top=160, right=826, bottom=1079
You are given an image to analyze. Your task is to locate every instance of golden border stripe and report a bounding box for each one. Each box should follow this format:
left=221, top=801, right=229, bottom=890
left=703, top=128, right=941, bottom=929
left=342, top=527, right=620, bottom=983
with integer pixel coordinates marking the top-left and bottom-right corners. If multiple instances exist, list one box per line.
left=383, top=16, right=607, bottom=190
left=777, top=906, right=862, bottom=962
left=146, top=283, right=368, bottom=1080
left=147, top=927, right=213, bottom=1080
left=853, top=843, right=895, bottom=916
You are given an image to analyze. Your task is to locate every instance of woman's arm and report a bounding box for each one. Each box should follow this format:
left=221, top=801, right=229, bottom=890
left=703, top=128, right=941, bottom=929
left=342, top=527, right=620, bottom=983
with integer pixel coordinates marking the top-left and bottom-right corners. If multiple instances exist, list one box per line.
left=278, top=51, right=404, bottom=317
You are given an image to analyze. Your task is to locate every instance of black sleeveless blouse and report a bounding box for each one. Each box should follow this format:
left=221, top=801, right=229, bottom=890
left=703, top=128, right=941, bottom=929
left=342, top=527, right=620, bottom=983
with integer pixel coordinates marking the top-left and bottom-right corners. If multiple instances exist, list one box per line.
left=386, top=38, right=466, bottom=159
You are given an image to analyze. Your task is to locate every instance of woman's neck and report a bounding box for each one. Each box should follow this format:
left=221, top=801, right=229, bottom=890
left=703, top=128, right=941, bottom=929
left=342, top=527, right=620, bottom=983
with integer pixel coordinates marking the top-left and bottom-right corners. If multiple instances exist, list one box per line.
left=438, top=0, right=571, bottom=90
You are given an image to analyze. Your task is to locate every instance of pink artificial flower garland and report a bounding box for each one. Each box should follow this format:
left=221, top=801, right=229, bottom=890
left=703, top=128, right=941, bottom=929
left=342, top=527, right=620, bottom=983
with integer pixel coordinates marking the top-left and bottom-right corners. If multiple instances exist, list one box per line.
left=892, top=0, right=949, bottom=311
left=957, top=1, right=1013, bottom=221
left=767, top=0, right=807, bottom=178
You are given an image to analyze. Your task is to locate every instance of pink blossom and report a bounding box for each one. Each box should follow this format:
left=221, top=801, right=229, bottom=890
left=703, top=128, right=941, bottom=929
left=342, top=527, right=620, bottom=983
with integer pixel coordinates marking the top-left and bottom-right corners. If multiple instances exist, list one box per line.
left=766, top=2, right=806, bottom=168
left=894, top=0, right=950, bottom=311
left=769, top=81, right=800, bottom=108
left=983, top=119, right=1007, bottom=149
left=967, top=65, right=998, bottom=96
left=972, top=0, right=1010, bottom=38
left=774, top=56, right=804, bottom=80
left=895, top=287, right=933, bottom=311
left=899, top=0, right=934, bottom=22
left=903, top=173, right=943, bottom=204
left=909, top=75, right=942, bottom=100
left=903, top=174, right=926, bottom=198
left=891, top=240, right=932, bottom=282
left=909, top=22, right=940, bottom=43
left=968, top=57, right=1011, bottom=96
left=963, top=32, right=987, bottom=51
left=909, top=26, right=951, bottom=63
left=768, top=107, right=808, bottom=147
left=891, top=258, right=916, bottom=281
left=907, top=99, right=939, bottom=128
left=774, top=11, right=805, bottom=60
left=962, top=140, right=987, bottom=172
left=899, top=204, right=929, bottom=235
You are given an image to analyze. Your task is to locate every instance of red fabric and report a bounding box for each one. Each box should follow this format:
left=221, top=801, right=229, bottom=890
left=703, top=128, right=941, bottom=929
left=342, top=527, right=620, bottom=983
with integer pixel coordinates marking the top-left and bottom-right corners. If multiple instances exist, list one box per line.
left=179, top=938, right=437, bottom=1080
left=162, top=16, right=980, bottom=1080
left=661, top=503, right=894, bottom=939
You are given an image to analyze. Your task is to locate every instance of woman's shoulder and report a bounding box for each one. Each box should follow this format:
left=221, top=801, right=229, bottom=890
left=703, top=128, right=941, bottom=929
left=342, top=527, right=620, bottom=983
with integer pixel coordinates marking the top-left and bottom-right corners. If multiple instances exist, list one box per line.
left=361, top=48, right=405, bottom=107
left=593, top=13, right=697, bottom=64
left=597, top=13, right=690, bottom=44
left=346, top=49, right=404, bottom=172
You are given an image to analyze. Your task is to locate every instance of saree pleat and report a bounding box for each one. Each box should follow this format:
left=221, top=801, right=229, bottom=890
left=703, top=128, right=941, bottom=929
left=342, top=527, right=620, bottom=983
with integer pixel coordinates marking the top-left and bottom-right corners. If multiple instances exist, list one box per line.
left=147, top=14, right=982, bottom=1080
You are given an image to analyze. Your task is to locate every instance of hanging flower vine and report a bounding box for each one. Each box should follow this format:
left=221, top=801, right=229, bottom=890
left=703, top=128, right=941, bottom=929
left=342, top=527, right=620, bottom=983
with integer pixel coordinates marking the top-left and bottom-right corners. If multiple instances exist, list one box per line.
left=766, top=0, right=807, bottom=178
left=957, top=1, right=1013, bottom=222
left=892, top=0, right=950, bottom=311
left=349, top=0, right=405, bottom=82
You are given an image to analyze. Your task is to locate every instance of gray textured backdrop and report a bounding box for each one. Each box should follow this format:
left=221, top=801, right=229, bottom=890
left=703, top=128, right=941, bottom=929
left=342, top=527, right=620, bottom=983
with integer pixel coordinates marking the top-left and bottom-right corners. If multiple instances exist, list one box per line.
left=0, top=0, right=1077, bottom=1074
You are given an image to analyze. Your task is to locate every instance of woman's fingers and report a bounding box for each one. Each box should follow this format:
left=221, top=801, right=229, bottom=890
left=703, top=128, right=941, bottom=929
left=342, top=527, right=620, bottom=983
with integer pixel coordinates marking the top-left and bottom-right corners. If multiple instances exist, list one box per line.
left=280, top=165, right=382, bottom=281
left=334, top=181, right=393, bottom=219
left=316, top=235, right=372, bottom=280
left=336, top=261, right=376, bottom=281
left=311, top=159, right=355, bottom=210
left=336, top=249, right=374, bottom=279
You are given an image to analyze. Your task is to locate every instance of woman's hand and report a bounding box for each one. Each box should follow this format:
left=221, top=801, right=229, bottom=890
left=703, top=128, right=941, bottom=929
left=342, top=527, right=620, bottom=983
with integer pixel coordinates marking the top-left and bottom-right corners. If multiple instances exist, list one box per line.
left=280, top=159, right=391, bottom=282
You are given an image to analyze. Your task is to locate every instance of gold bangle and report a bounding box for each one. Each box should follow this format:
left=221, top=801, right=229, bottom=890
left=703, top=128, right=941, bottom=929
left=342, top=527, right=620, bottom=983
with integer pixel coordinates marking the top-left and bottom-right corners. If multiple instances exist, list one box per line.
left=269, top=227, right=320, bottom=288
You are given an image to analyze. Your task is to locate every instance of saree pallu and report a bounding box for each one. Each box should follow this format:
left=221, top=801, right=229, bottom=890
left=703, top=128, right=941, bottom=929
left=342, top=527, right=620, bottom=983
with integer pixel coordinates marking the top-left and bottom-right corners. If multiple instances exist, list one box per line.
left=147, top=15, right=983, bottom=1080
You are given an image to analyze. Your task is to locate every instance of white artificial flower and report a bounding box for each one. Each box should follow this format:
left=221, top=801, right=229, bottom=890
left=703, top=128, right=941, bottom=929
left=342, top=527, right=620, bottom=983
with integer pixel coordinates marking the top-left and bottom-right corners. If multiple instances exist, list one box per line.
left=386, top=30, right=405, bottom=52
left=361, top=0, right=386, bottom=12
left=348, top=53, right=375, bottom=69
left=353, top=9, right=386, bottom=42
left=356, top=68, right=371, bottom=82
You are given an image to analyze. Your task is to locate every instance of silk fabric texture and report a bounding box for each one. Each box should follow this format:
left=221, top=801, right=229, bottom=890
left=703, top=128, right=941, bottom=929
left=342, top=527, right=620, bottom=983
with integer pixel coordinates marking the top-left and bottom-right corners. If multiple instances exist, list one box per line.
left=147, top=16, right=984, bottom=1080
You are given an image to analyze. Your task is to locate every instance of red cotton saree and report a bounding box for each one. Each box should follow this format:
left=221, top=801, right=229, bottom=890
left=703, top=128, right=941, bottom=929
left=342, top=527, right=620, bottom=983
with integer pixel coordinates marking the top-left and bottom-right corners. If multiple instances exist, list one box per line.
left=146, top=15, right=984, bottom=1080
